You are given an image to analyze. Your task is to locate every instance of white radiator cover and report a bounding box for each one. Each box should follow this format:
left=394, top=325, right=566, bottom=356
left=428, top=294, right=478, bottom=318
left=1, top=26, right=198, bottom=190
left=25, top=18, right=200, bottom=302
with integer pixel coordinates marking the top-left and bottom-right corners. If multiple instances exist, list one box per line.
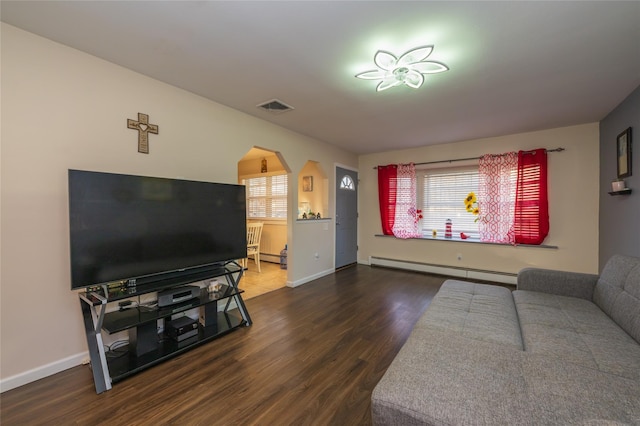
left=368, top=256, right=517, bottom=285
left=258, top=222, right=287, bottom=259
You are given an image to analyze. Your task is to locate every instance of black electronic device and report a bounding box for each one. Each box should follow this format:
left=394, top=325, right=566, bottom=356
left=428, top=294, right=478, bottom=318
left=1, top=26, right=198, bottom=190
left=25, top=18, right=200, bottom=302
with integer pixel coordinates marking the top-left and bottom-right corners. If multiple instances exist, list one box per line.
left=157, top=286, right=200, bottom=307
left=166, top=316, right=198, bottom=342
left=68, top=170, right=247, bottom=290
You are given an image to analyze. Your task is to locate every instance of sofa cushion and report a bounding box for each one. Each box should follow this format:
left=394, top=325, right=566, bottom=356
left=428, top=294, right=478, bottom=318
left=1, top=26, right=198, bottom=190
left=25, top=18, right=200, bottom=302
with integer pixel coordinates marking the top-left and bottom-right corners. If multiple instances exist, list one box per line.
left=593, top=254, right=640, bottom=344
left=372, top=328, right=640, bottom=426
left=414, top=280, right=523, bottom=350
left=514, top=289, right=640, bottom=380
left=371, top=328, right=529, bottom=426
left=517, top=267, right=598, bottom=300
left=522, top=354, right=640, bottom=424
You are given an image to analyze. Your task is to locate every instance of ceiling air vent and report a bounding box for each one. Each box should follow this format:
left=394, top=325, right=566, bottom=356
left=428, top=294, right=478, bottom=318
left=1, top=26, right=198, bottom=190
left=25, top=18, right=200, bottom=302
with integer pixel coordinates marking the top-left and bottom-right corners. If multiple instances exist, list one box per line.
left=257, top=99, right=294, bottom=114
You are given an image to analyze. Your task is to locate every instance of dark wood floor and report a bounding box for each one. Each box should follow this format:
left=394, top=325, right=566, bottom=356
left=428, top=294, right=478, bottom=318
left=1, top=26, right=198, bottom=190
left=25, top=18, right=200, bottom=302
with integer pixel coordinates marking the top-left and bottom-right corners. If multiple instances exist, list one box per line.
left=1, top=265, right=447, bottom=426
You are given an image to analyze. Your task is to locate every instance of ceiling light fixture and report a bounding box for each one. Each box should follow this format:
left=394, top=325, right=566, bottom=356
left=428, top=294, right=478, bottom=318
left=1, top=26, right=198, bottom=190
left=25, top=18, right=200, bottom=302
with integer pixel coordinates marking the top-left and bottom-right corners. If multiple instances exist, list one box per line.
left=355, top=45, right=449, bottom=92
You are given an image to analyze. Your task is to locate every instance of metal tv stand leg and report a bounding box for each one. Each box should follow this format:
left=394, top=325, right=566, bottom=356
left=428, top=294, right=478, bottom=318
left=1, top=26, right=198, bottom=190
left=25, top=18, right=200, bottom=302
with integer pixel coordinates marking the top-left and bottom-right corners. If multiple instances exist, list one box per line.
left=224, top=265, right=252, bottom=326
left=79, top=290, right=111, bottom=394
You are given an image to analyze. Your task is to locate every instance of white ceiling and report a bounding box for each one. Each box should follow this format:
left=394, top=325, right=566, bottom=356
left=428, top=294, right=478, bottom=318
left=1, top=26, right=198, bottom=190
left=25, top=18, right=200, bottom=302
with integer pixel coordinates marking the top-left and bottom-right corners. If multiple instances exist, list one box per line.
left=2, top=1, right=639, bottom=155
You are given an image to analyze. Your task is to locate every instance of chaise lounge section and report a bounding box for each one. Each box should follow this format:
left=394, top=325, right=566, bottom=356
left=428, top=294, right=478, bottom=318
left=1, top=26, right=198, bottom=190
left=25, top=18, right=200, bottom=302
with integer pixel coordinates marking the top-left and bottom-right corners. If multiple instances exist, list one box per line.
left=371, top=254, right=640, bottom=425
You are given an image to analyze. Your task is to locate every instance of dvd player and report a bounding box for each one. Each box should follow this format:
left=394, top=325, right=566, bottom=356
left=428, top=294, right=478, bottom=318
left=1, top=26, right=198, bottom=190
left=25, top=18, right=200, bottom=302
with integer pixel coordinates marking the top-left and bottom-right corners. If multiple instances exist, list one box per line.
left=157, top=285, right=200, bottom=307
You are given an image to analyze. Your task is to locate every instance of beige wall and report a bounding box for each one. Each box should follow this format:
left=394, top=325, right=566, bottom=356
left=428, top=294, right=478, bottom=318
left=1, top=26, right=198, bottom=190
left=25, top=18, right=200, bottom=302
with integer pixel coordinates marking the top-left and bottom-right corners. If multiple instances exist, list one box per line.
left=237, top=153, right=287, bottom=176
left=298, top=161, right=327, bottom=218
left=358, top=123, right=600, bottom=275
left=0, top=24, right=357, bottom=387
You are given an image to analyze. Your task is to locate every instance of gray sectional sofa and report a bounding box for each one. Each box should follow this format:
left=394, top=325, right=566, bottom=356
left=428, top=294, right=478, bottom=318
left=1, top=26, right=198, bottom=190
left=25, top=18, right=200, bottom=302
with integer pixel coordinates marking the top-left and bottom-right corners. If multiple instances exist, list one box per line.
left=371, top=254, right=640, bottom=425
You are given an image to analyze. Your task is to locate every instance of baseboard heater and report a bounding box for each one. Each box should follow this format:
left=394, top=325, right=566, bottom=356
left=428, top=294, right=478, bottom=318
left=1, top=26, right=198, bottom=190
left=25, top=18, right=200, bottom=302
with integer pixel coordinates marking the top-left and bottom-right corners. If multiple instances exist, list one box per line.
left=368, top=256, right=517, bottom=285
left=260, top=253, right=280, bottom=264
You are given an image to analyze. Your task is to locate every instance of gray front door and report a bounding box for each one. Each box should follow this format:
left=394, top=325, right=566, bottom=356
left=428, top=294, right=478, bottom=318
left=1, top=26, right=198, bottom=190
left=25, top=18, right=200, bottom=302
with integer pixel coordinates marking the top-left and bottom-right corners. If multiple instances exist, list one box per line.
left=335, top=167, right=358, bottom=269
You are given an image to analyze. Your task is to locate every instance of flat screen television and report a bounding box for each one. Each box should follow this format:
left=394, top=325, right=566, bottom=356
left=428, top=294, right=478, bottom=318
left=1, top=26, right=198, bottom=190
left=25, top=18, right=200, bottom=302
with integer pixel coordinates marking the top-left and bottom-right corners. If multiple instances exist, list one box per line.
left=68, top=169, right=247, bottom=290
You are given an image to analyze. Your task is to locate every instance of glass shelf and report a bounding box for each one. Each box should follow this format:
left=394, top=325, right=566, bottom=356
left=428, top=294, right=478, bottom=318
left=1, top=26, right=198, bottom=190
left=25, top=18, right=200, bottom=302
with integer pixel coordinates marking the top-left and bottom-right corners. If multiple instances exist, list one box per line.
left=107, top=311, right=245, bottom=383
left=82, top=263, right=243, bottom=303
left=102, top=285, right=242, bottom=333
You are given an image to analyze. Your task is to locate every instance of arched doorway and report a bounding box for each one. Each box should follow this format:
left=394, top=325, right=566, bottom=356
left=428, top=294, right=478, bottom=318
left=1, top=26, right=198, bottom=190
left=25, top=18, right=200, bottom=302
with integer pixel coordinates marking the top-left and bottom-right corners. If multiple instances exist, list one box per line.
left=237, top=147, right=289, bottom=299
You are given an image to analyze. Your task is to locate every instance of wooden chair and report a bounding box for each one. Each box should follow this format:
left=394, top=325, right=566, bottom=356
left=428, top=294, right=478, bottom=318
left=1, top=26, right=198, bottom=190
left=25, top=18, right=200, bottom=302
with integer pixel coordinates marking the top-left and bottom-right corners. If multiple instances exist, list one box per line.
left=243, top=222, right=264, bottom=272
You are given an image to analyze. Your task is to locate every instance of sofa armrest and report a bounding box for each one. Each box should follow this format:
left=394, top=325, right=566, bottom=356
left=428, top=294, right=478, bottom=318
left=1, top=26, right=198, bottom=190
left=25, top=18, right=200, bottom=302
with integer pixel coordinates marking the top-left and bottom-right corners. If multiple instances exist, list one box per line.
left=517, top=268, right=599, bottom=300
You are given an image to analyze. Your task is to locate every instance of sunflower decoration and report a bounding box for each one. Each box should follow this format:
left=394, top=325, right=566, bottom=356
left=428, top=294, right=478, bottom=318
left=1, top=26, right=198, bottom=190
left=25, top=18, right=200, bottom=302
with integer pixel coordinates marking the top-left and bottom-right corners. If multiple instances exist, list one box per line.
left=464, top=192, right=480, bottom=222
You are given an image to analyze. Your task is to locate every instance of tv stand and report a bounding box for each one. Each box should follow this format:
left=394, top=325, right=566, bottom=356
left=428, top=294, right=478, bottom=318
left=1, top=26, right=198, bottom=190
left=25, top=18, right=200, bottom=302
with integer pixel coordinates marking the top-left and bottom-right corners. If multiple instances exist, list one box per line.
left=78, top=262, right=251, bottom=394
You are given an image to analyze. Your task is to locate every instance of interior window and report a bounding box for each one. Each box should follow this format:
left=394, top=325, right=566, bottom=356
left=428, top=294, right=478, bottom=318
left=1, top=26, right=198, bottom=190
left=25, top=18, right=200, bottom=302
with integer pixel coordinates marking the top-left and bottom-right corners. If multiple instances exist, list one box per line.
left=245, top=174, right=288, bottom=219
left=418, top=166, right=480, bottom=238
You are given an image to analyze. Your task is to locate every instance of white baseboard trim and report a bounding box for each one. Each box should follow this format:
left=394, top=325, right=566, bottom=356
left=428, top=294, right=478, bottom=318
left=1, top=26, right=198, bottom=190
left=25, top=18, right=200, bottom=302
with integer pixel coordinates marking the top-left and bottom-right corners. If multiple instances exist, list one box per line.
left=369, top=256, right=517, bottom=285
left=287, top=268, right=335, bottom=288
left=0, top=352, right=88, bottom=393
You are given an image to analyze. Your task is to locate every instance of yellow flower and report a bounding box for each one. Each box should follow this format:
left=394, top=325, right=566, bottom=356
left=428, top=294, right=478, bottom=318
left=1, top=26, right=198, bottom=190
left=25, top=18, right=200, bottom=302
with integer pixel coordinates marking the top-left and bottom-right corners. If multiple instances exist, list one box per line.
left=464, top=192, right=480, bottom=222
left=465, top=192, right=477, bottom=204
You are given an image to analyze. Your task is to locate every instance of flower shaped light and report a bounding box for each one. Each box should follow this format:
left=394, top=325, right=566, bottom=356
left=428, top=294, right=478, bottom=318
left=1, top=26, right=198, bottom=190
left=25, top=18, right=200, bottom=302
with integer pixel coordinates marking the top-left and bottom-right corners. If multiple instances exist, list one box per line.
left=355, top=45, right=449, bottom=92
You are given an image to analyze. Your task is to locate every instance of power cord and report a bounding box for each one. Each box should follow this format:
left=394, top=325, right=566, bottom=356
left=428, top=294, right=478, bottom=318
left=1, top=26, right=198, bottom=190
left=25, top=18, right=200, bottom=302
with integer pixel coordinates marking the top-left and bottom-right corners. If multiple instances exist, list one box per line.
left=105, top=340, right=129, bottom=359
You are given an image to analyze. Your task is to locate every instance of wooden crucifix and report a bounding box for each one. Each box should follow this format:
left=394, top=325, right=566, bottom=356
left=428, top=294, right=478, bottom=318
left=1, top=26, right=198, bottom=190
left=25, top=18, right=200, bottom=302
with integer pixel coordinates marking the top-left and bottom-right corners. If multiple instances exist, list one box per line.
left=127, top=113, right=158, bottom=154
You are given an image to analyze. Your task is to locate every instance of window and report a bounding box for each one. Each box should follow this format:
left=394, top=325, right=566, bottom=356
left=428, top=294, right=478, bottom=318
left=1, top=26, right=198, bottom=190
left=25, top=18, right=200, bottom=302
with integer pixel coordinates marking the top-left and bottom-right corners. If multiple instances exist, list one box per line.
left=418, top=166, right=481, bottom=238
left=340, top=175, right=355, bottom=190
left=245, top=174, right=288, bottom=219
left=378, top=150, right=548, bottom=244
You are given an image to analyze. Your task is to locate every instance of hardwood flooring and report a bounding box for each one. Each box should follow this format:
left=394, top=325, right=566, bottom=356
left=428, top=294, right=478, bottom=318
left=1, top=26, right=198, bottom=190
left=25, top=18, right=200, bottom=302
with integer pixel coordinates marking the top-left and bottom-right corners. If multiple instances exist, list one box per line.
left=1, top=265, right=447, bottom=426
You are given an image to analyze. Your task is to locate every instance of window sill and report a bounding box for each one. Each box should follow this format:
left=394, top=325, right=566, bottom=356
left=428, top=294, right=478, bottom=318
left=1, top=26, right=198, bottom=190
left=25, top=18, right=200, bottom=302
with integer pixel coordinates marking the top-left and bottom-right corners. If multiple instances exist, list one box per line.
left=374, top=234, right=558, bottom=249
left=248, top=219, right=286, bottom=226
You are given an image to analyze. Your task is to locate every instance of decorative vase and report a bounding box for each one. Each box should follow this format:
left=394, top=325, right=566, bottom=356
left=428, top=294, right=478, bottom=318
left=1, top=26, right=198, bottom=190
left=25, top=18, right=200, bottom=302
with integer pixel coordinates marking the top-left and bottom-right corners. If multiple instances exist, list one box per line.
left=612, top=180, right=625, bottom=192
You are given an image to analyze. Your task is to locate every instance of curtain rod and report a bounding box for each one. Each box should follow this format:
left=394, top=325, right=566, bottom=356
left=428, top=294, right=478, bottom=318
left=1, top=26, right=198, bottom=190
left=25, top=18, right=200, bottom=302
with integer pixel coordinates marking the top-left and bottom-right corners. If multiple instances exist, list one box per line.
left=373, top=147, right=565, bottom=169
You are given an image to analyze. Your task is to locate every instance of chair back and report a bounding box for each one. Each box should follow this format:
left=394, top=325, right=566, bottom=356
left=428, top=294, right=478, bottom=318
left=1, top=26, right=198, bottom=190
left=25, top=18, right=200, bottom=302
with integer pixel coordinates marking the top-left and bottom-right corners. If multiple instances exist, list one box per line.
left=247, top=222, right=263, bottom=248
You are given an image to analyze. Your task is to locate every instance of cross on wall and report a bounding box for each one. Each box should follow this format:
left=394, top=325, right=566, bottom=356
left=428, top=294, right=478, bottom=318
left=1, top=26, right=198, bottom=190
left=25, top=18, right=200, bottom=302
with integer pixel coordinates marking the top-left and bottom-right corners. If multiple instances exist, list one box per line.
left=127, top=113, right=158, bottom=154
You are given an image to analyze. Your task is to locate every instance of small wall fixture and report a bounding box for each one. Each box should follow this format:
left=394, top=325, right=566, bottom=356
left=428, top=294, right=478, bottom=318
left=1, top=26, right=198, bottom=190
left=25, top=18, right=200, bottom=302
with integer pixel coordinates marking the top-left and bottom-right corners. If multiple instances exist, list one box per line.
left=609, top=179, right=632, bottom=195
left=356, top=45, right=449, bottom=92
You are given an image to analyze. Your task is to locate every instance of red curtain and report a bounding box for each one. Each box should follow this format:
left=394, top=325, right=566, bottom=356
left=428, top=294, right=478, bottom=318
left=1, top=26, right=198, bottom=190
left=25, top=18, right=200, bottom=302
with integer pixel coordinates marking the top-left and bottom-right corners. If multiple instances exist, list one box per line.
left=514, top=149, right=549, bottom=244
left=377, top=165, right=397, bottom=235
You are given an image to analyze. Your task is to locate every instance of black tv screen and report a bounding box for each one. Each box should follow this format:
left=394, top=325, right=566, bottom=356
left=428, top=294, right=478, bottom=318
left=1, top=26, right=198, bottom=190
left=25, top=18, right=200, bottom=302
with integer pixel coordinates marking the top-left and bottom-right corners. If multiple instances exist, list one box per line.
left=68, top=170, right=247, bottom=290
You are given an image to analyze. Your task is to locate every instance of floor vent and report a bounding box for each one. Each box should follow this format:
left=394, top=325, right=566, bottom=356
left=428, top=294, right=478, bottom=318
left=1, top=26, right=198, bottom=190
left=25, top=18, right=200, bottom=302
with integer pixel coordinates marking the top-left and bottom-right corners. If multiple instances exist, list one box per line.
left=257, top=99, right=294, bottom=114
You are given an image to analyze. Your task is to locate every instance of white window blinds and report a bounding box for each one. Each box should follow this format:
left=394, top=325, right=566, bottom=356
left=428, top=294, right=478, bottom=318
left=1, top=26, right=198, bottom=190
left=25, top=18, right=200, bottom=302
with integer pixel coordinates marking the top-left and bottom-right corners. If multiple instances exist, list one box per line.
left=246, top=174, right=288, bottom=219
left=420, top=167, right=480, bottom=238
